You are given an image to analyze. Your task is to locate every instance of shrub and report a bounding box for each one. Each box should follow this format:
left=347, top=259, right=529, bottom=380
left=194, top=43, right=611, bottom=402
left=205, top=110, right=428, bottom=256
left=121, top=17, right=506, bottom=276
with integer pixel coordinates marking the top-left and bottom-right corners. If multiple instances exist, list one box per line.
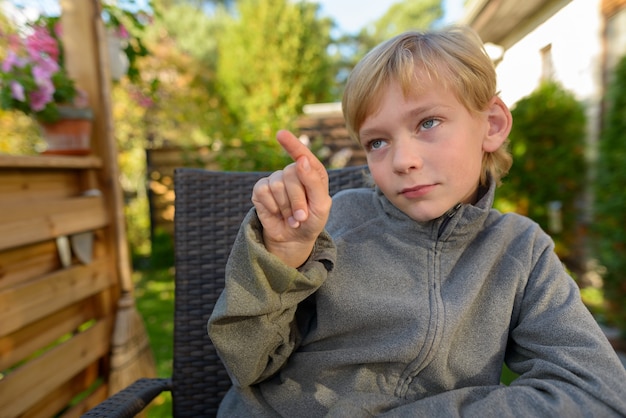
left=496, top=80, right=587, bottom=271
left=593, top=54, right=626, bottom=336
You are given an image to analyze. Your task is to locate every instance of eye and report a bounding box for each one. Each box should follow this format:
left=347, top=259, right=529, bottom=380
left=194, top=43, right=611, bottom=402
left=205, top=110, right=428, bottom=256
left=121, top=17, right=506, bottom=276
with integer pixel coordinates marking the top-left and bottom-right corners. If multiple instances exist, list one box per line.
left=420, top=118, right=441, bottom=130
left=364, top=138, right=388, bottom=151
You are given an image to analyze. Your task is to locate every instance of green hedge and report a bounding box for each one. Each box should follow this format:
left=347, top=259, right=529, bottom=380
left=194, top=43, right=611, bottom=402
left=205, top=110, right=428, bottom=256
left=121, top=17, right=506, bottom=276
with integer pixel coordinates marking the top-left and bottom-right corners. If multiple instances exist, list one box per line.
left=496, top=80, right=587, bottom=270
left=593, top=54, right=626, bottom=336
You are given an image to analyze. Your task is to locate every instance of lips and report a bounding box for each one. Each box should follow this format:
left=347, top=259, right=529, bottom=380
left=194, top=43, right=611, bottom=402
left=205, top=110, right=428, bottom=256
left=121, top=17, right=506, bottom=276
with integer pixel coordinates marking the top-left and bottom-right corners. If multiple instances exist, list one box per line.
left=400, top=184, right=436, bottom=198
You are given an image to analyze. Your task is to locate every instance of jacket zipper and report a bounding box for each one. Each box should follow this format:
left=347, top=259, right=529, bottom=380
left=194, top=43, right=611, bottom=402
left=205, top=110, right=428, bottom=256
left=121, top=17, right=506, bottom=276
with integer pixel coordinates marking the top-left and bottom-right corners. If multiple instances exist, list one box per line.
left=395, top=203, right=463, bottom=398
left=438, top=203, right=462, bottom=238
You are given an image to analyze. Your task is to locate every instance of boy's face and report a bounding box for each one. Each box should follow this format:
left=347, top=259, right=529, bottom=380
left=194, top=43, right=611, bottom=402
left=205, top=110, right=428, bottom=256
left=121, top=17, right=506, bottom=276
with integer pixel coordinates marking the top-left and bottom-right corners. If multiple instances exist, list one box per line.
left=358, top=75, right=492, bottom=222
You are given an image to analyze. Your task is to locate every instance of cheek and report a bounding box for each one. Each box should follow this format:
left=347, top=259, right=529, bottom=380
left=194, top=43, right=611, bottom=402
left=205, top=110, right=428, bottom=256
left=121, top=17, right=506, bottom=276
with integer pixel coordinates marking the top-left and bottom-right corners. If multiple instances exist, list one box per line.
left=436, top=144, right=483, bottom=183
left=455, top=134, right=485, bottom=164
left=367, top=161, right=391, bottom=191
left=368, top=163, right=385, bottom=186
left=456, top=152, right=483, bottom=178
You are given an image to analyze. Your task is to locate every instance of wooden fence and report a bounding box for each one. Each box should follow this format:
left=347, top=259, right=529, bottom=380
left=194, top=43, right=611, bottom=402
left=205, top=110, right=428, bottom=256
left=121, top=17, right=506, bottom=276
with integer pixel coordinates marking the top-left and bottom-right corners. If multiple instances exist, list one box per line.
left=0, top=155, right=119, bottom=416
left=0, top=2, right=156, bottom=416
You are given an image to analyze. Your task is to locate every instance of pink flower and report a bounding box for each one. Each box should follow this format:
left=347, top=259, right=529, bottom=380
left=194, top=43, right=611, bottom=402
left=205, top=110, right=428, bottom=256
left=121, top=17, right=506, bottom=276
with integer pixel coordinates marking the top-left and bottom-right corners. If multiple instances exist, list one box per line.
left=53, top=21, right=63, bottom=38
left=2, top=51, right=25, bottom=72
left=32, top=56, right=59, bottom=79
left=116, top=24, right=130, bottom=39
left=130, top=89, right=154, bottom=108
left=139, top=96, right=154, bottom=108
left=7, top=34, right=22, bottom=51
left=26, top=26, right=59, bottom=63
left=10, top=81, right=25, bottom=101
left=73, top=88, right=89, bottom=108
left=0, top=17, right=88, bottom=122
left=30, top=60, right=57, bottom=111
left=29, top=80, right=55, bottom=111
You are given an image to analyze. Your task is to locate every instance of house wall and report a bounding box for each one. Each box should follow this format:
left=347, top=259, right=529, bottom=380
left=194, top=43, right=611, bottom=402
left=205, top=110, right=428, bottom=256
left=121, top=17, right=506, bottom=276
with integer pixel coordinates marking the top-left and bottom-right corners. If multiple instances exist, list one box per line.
left=604, top=2, right=626, bottom=78
left=492, top=0, right=605, bottom=228
left=495, top=0, right=603, bottom=108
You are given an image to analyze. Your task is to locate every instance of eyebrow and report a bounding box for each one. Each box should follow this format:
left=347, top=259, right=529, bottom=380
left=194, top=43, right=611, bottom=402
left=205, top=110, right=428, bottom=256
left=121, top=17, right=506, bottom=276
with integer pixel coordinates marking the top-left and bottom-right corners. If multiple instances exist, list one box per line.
left=358, top=104, right=443, bottom=141
left=358, top=127, right=385, bottom=142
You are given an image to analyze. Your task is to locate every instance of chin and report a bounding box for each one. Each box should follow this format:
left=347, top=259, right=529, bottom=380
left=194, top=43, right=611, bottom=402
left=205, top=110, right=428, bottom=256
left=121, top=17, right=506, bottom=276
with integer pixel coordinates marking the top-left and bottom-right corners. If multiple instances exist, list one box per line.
left=412, top=215, right=441, bottom=223
left=405, top=209, right=443, bottom=223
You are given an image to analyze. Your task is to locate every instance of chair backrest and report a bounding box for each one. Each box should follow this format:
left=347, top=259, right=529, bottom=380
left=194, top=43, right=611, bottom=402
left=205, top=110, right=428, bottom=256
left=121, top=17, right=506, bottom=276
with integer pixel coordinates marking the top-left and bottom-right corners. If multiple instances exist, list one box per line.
left=172, top=165, right=371, bottom=417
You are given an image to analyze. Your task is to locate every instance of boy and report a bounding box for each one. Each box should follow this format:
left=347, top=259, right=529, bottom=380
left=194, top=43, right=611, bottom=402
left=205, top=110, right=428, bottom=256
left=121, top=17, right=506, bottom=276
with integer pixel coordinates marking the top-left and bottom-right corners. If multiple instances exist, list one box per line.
left=208, top=26, right=626, bottom=416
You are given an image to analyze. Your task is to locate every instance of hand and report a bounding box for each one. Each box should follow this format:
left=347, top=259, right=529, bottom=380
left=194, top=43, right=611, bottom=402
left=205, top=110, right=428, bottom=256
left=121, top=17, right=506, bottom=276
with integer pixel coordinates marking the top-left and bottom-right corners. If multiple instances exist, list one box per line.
left=252, top=130, right=331, bottom=267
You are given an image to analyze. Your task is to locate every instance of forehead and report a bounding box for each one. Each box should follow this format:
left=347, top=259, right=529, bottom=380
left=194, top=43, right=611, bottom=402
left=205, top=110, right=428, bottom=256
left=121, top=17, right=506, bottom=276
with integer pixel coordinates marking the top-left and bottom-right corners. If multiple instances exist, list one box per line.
left=363, top=66, right=452, bottom=119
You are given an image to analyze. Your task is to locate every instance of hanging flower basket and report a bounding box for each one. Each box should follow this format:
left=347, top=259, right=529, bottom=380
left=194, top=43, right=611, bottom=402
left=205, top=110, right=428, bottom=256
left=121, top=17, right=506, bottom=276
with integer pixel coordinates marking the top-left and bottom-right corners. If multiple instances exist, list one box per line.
left=39, top=106, right=93, bottom=155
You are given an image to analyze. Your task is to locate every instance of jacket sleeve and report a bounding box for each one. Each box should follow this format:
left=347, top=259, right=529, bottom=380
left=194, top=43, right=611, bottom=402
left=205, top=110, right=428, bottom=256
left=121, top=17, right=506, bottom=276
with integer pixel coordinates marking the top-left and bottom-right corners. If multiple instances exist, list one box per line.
left=327, top=239, right=626, bottom=418
left=207, top=208, right=336, bottom=387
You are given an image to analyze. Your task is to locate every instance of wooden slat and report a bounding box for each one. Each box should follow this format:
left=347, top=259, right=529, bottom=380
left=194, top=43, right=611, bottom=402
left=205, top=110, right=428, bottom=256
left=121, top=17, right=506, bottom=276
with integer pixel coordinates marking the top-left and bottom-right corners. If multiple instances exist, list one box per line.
left=0, top=319, right=111, bottom=417
left=0, top=154, right=102, bottom=169
left=0, top=241, right=59, bottom=291
left=22, top=362, right=101, bottom=418
left=0, top=257, right=114, bottom=337
left=0, top=169, right=82, bottom=204
left=0, top=195, right=108, bottom=251
left=0, top=296, right=100, bottom=370
left=0, top=232, right=108, bottom=292
left=2, top=195, right=105, bottom=224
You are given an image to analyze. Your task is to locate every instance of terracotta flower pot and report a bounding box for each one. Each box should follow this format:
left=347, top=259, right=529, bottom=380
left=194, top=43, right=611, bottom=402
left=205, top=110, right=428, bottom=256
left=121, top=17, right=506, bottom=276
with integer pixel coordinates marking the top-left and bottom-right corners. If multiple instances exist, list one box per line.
left=39, top=106, right=94, bottom=156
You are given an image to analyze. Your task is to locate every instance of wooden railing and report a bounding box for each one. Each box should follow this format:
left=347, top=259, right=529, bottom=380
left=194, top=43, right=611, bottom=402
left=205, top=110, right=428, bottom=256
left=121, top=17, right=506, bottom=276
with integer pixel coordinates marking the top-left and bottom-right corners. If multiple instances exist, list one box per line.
left=0, top=154, right=118, bottom=417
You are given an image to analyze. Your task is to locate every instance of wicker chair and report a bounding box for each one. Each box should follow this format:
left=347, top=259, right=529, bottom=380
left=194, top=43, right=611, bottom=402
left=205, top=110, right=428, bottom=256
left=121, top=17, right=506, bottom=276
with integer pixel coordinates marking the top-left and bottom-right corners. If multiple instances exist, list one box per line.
left=82, top=165, right=371, bottom=417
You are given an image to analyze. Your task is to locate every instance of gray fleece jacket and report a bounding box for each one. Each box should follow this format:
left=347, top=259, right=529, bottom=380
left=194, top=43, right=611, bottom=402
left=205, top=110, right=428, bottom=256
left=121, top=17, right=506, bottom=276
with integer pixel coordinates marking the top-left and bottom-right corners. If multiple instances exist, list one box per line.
left=208, top=179, right=626, bottom=417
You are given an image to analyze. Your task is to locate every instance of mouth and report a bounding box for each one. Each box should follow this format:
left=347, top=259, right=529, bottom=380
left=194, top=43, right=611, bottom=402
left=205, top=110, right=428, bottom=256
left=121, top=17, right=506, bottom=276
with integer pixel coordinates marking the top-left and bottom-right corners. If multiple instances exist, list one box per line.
left=400, top=184, right=437, bottom=198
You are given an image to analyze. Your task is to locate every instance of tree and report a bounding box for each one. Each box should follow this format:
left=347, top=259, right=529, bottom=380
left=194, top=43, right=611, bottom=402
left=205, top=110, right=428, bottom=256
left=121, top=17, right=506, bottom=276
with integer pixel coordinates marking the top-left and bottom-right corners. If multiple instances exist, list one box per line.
left=216, top=0, right=335, bottom=170
left=112, top=1, right=236, bottom=258
left=331, top=0, right=443, bottom=95
left=593, top=54, right=626, bottom=335
left=154, top=0, right=229, bottom=66
left=155, top=0, right=236, bottom=12
left=369, top=0, right=443, bottom=45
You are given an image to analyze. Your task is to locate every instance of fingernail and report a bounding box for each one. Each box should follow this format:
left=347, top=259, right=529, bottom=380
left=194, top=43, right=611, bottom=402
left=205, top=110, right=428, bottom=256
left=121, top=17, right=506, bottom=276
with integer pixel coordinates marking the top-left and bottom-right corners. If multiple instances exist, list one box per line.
left=294, top=209, right=307, bottom=222
left=287, top=216, right=300, bottom=228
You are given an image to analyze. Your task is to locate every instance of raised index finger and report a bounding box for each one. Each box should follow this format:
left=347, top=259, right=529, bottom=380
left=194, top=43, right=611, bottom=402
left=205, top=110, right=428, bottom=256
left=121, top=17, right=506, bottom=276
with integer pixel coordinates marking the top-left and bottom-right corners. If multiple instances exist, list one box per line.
left=276, top=130, right=321, bottom=166
left=275, top=129, right=329, bottom=215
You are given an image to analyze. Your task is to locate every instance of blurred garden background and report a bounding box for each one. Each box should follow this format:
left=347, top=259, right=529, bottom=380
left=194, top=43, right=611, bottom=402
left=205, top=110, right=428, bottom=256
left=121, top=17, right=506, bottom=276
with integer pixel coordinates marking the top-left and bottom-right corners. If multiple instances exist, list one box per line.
left=1, top=0, right=626, bottom=415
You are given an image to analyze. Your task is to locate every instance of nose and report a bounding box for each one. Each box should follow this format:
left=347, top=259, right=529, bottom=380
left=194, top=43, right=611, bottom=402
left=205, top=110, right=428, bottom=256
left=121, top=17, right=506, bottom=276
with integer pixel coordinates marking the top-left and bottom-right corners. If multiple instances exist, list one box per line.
left=392, top=136, right=423, bottom=174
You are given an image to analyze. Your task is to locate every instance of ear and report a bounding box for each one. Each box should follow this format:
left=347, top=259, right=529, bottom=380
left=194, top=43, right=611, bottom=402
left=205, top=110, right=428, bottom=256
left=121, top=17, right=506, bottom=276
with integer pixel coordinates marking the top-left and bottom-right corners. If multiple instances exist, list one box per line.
left=482, top=96, right=512, bottom=152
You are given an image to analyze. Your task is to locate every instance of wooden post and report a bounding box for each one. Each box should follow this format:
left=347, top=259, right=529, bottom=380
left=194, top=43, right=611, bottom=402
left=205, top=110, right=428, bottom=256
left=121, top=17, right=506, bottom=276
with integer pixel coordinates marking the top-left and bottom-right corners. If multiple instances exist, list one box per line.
left=58, top=2, right=156, bottom=398
left=58, top=0, right=133, bottom=293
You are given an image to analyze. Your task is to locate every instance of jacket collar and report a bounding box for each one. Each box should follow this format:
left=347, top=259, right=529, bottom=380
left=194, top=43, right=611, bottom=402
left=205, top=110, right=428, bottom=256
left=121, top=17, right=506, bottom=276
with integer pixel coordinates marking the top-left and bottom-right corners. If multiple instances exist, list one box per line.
left=374, top=175, right=496, bottom=243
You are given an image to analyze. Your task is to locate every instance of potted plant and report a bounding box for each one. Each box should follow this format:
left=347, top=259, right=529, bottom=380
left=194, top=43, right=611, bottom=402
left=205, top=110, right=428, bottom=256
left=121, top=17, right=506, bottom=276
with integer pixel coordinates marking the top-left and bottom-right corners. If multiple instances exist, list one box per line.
left=0, top=16, right=93, bottom=155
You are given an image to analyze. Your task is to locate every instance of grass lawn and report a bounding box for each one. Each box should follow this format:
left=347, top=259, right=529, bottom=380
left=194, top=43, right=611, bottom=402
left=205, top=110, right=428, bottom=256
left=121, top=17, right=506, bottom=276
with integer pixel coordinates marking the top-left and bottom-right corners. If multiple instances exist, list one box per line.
left=133, top=266, right=175, bottom=417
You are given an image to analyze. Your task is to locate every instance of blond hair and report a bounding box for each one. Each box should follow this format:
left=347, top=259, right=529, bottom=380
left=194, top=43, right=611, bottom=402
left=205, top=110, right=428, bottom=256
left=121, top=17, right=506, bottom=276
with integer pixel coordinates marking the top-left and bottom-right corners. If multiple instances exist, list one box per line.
left=342, top=25, right=512, bottom=186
